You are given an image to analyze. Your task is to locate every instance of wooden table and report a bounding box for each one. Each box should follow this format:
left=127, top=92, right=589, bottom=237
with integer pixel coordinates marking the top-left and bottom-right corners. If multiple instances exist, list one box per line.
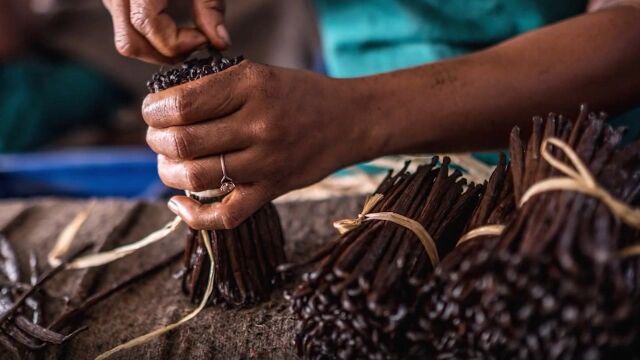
left=0, top=197, right=363, bottom=359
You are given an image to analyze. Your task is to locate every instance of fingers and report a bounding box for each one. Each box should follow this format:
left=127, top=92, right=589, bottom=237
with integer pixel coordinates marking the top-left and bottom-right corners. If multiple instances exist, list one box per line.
left=130, top=0, right=207, bottom=58
left=157, top=150, right=257, bottom=192
left=193, top=0, right=231, bottom=49
left=107, top=0, right=176, bottom=63
left=146, top=115, right=251, bottom=160
left=142, top=64, right=246, bottom=128
left=168, top=184, right=271, bottom=229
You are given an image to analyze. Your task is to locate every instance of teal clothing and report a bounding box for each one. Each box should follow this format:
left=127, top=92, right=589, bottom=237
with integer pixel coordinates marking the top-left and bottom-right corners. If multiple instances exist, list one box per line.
left=0, top=60, right=126, bottom=152
left=314, top=0, right=587, bottom=78
left=314, top=0, right=640, bottom=163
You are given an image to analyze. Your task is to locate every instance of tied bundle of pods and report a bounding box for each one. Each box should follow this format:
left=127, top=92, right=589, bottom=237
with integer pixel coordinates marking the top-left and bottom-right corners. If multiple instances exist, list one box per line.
left=406, top=153, right=515, bottom=357
left=409, top=105, right=640, bottom=359
left=147, top=53, right=287, bottom=306
left=288, top=157, right=484, bottom=359
left=183, top=193, right=286, bottom=305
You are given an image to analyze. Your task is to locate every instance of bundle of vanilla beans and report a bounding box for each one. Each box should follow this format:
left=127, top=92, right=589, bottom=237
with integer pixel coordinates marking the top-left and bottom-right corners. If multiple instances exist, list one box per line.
left=408, top=106, right=640, bottom=358
left=289, top=105, right=640, bottom=359
left=288, top=158, right=485, bottom=358
left=147, top=52, right=287, bottom=306
left=182, top=194, right=286, bottom=305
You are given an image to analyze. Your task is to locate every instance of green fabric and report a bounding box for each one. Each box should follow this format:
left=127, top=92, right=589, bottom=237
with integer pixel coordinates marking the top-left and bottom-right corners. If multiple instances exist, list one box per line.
left=0, top=60, right=126, bottom=152
left=314, top=0, right=639, bottom=166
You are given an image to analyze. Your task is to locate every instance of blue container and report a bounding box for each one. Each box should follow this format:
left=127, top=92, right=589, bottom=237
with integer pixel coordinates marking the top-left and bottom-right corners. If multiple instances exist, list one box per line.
left=0, top=147, right=170, bottom=199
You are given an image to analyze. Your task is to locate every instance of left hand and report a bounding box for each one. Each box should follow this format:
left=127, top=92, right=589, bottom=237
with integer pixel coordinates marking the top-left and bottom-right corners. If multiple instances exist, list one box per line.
left=143, top=60, right=377, bottom=229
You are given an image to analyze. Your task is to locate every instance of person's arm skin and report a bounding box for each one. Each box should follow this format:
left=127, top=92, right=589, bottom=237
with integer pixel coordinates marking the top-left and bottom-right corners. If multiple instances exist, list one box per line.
left=139, top=2, right=640, bottom=230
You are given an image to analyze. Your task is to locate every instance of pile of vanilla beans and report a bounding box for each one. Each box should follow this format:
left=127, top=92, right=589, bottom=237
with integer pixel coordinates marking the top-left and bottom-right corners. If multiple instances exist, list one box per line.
left=289, top=105, right=640, bottom=359
left=288, top=158, right=485, bottom=358
left=0, top=236, right=181, bottom=357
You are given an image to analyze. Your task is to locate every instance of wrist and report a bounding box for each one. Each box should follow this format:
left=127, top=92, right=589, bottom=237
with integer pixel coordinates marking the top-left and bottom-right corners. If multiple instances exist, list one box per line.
left=330, top=76, right=396, bottom=165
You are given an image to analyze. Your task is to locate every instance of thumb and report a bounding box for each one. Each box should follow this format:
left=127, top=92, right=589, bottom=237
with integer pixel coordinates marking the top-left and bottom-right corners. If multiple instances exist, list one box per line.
left=193, top=0, right=231, bottom=49
left=168, top=185, right=271, bottom=230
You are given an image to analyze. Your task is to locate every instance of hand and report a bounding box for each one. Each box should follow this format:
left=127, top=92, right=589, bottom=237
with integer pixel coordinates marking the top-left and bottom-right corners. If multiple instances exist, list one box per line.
left=102, top=0, right=231, bottom=63
left=143, top=61, right=377, bottom=229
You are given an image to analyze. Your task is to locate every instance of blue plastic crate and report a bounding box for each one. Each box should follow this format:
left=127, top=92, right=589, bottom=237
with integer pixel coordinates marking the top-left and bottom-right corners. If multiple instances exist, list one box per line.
left=0, top=147, right=170, bottom=199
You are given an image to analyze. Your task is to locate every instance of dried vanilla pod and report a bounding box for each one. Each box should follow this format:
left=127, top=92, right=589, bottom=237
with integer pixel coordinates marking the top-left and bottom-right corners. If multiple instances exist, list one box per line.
left=148, top=52, right=286, bottom=306
left=0, top=237, right=90, bottom=355
left=288, top=158, right=484, bottom=359
left=410, top=105, right=640, bottom=359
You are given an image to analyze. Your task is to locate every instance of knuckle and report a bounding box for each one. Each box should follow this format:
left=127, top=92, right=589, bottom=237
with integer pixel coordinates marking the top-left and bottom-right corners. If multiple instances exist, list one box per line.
left=182, top=211, right=201, bottom=229
left=243, top=63, right=264, bottom=86
left=255, top=116, right=284, bottom=144
left=141, top=96, right=155, bottom=125
left=249, top=64, right=275, bottom=91
left=145, top=128, right=156, bottom=149
left=114, top=38, right=138, bottom=57
left=184, top=161, right=208, bottom=191
left=130, top=9, right=151, bottom=32
left=169, top=128, right=192, bottom=159
left=171, top=90, right=192, bottom=123
left=221, top=208, right=243, bottom=229
left=161, top=43, right=183, bottom=58
left=156, top=157, right=173, bottom=184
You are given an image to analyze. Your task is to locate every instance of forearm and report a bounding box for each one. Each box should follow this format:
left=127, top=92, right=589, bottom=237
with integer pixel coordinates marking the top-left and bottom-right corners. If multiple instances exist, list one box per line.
left=354, top=4, right=640, bottom=156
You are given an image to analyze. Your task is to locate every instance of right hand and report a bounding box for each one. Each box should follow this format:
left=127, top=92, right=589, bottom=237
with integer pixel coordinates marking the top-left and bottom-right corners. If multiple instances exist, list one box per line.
left=102, top=0, right=231, bottom=64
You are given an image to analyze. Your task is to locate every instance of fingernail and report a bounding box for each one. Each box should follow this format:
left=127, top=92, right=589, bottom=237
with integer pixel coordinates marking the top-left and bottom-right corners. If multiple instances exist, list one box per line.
left=168, top=200, right=179, bottom=214
left=216, top=24, right=232, bottom=46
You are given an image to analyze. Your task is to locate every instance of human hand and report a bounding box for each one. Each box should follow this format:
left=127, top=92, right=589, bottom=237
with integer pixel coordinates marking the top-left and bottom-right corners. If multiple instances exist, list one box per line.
left=102, top=0, right=231, bottom=63
left=143, top=61, right=377, bottom=229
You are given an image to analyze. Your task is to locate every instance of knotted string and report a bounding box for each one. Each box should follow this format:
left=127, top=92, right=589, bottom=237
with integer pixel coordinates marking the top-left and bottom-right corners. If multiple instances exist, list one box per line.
left=520, top=137, right=640, bottom=229
left=456, top=224, right=505, bottom=247
left=457, top=137, right=640, bottom=256
left=94, top=190, right=216, bottom=359
left=620, top=245, right=640, bottom=258
left=333, top=194, right=440, bottom=267
left=46, top=192, right=216, bottom=360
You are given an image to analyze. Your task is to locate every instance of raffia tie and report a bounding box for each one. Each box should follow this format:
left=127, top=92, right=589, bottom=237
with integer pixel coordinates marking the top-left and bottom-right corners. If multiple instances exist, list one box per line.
left=47, top=191, right=217, bottom=360
left=456, top=224, right=505, bottom=247
left=520, top=137, right=640, bottom=229
left=333, top=194, right=440, bottom=267
left=455, top=136, right=640, bottom=258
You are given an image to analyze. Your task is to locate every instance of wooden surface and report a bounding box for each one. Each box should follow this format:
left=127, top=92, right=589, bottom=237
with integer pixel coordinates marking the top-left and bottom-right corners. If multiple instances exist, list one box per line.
left=0, top=197, right=364, bottom=360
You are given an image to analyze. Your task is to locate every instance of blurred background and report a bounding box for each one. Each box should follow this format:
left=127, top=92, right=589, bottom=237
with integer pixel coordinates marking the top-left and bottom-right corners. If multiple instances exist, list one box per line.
left=0, top=0, right=320, bottom=199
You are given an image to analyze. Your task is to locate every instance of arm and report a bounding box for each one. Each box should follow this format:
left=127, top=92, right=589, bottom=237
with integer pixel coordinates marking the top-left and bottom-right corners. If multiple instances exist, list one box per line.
left=360, top=2, right=640, bottom=154
left=143, top=3, right=640, bottom=230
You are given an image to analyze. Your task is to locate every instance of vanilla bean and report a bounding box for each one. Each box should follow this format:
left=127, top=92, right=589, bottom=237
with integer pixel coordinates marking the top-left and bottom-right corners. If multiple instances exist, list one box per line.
left=49, top=251, right=181, bottom=331
left=0, top=244, right=91, bottom=326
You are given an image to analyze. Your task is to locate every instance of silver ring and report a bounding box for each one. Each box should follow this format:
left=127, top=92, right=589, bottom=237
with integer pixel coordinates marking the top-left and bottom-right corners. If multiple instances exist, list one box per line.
left=218, top=154, right=235, bottom=195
